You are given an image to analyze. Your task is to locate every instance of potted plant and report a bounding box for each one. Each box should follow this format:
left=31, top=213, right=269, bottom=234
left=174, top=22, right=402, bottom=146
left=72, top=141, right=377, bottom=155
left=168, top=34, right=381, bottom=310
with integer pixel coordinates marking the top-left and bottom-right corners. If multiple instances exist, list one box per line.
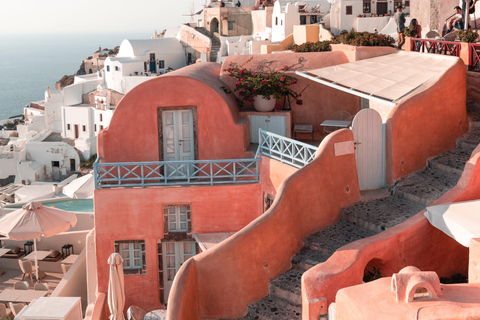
left=458, top=29, right=479, bottom=43
left=223, top=57, right=302, bottom=112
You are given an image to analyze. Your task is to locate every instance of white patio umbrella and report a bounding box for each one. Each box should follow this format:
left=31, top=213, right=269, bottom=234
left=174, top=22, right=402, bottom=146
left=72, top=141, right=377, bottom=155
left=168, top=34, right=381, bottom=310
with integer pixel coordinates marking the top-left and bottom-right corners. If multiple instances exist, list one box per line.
left=0, top=201, right=77, bottom=281
left=108, top=253, right=125, bottom=320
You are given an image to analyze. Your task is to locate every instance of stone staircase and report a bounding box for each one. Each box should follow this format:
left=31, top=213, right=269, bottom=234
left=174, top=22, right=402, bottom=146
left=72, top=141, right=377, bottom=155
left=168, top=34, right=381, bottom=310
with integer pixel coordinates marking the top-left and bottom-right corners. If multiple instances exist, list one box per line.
left=231, top=110, right=480, bottom=319
left=194, top=27, right=221, bottom=62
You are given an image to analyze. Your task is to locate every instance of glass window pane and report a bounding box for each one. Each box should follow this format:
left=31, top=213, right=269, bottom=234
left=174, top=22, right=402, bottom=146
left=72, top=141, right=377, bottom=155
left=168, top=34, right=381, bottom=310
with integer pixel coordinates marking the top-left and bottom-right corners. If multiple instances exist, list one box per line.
left=182, top=127, right=190, bottom=139
left=180, top=223, right=187, bottom=231
left=166, top=243, right=175, bottom=254
left=167, top=269, right=175, bottom=280
left=182, top=112, right=190, bottom=125
left=165, top=113, right=174, bottom=125
left=167, top=256, right=175, bottom=268
left=183, top=242, right=194, bottom=254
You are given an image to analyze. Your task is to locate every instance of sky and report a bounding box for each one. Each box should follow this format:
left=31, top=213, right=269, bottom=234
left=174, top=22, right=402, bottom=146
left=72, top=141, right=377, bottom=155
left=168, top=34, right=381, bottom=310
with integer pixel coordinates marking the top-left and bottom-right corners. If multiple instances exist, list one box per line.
left=1, top=0, right=208, bottom=35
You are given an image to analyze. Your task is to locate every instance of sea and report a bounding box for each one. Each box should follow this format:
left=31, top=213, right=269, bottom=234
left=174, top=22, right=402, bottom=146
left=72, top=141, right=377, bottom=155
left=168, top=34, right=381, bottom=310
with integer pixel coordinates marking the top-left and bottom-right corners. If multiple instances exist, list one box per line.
left=0, top=32, right=150, bottom=121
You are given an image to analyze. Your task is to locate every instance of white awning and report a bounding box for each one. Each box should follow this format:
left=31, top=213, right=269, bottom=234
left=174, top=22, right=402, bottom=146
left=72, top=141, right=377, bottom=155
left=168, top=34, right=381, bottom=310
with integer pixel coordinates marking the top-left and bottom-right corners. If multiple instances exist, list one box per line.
left=425, top=200, right=480, bottom=247
left=296, top=51, right=460, bottom=106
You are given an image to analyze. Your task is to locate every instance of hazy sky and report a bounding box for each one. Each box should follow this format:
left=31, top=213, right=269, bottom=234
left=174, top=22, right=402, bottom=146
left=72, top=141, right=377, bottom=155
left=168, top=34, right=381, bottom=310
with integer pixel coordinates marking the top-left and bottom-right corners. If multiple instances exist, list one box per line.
left=1, top=0, right=208, bottom=35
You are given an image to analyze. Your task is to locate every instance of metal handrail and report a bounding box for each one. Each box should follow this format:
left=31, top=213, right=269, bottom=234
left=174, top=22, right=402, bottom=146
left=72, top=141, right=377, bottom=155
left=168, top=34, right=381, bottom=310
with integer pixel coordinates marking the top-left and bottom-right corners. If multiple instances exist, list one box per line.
left=256, top=129, right=318, bottom=168
left=412, top=38, right=461, bottom=57
left=469, top=43, right=480, bottom=71
left=94, top=156, right=260, bottom=189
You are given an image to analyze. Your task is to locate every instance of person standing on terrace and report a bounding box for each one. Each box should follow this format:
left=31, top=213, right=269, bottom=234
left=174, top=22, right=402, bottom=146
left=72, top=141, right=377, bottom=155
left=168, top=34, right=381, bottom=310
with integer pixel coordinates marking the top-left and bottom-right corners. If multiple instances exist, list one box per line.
left=394, top=5, right=406, bottom=49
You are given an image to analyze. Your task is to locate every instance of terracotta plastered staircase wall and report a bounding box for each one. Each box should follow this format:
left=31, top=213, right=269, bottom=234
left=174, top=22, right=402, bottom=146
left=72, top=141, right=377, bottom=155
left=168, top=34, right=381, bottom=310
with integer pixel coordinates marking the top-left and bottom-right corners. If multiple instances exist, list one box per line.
left=230, top=103, right=480, bottom=320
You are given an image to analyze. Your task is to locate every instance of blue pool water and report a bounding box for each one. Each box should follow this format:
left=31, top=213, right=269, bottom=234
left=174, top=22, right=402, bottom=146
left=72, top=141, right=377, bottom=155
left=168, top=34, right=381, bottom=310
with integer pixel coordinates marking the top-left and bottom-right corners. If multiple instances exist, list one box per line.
left=12, top=199, right=94, bottom=212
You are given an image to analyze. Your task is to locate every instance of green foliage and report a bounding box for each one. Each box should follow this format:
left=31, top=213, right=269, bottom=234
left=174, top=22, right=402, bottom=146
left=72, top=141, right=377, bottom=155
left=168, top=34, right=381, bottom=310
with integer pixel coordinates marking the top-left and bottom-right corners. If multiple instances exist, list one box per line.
left=440, top=273, right=468, bottom=284
left=0, top=314, right=14, bottom=320
left=363, top=266, right=382, bottom=282
left=333, top=30, right=395, bottom=47
left=459, top=29, right=479, bottom=43
left=287, top=41, right=332, bottom=52
left=80, top=154, right=97, bottom=170
left=223, top=57, right=303, bottom=107
left=4, top=122, right=15, bottom=130
left=404, top=25, right=417, bottom=38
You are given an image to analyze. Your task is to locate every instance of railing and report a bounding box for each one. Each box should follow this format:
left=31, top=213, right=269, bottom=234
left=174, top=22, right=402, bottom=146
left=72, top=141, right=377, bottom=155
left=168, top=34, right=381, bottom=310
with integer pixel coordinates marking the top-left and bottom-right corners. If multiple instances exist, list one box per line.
left=469, top=43, right=480, bottom=72
left=256, top=129, right=318, bottom=168
left=412, top=38, right=461, bottom=57
left=94, top=157, right=260, bottom=189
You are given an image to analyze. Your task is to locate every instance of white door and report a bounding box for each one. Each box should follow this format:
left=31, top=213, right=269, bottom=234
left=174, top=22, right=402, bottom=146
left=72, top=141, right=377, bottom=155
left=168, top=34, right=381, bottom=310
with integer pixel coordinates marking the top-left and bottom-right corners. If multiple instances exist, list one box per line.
left=249, top=115, right=286, bottom=143
left=162, top=110, right=194, bottom=176
left=351, top=109, right=385, bottom=190
left=163, top=241, right=196, bottom=303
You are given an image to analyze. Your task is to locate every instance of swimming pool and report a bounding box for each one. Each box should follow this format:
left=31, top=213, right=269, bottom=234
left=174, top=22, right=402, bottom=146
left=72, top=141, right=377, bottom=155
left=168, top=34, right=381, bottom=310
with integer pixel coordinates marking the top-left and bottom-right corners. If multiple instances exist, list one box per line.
left=10, top=199, right=94, bottom=212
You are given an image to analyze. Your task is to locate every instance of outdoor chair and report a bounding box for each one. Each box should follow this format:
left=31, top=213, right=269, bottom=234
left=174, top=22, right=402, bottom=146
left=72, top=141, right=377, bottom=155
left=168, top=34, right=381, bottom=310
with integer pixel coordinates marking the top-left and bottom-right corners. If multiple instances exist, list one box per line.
left=34, top=282, right=49, bottom=291
left=425, top=30, right=440, bottom=39
left=13, top=281, right=29, bottom=290
left=443, top=30, right=459, bottom=42
left=323, top=111, right=352, bottom=134
left=0, top=304, right=7, bottom=316
left=18, top=259, right=42, bottom=284
left=61, top=263, right=71, bottom=275
left=127, top=305, right=147, bottom=320
left=9, top=302, right=25, bottom=317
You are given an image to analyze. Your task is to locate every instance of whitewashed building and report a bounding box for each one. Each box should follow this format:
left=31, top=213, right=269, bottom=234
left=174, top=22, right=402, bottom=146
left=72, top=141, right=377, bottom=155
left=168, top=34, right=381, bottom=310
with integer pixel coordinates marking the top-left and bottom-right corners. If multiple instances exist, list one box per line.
left=271, top=1, right=330, bottom=42
left=62, top=85, right=114, bottom=160
left=329, top=0, right=410, bottom=35
left=104, top=38, right=186, bottom=94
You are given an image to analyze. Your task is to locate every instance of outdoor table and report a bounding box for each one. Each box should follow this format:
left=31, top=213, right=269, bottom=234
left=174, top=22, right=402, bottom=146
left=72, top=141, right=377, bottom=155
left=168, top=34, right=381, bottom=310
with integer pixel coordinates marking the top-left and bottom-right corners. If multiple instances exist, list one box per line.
left=144, top=309, right=167, bottom=320
left=320, top=120, right=352, bottom=128
left=0, top=248, right=12, bottom=257
left=24, top=251, right=51, bottom=261
left=62, top=254, right=79, bottom=264
left=13, top=289, right=48, bottom=303
left=425, top=199, right=480, bottom=247
left=0, top=289, right=23, bottom=303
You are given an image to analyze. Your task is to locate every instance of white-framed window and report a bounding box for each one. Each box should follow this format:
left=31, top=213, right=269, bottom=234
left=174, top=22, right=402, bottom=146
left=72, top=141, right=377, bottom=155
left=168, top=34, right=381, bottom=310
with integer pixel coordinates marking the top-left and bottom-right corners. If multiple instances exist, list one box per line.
left=115, top=240, right=146, bottom=274
left=167, top=205, right=188, bottom=232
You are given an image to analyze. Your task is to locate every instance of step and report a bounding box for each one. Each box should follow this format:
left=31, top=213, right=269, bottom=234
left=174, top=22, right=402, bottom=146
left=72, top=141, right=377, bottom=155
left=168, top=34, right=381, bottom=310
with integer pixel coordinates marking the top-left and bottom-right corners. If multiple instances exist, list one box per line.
left=393, top=167, right=460, bottom=207
left=291, top=247, right=330, bottom=272
left=305, top=220, right=378, bottom=252
left=341, top=195, right=424, bottom=233
left=457, top=122, right=480, bottom=152
left=269, top=268, right=303, bottom=306
left=244, top=296, right=302, bottom=320
left=428, top=147, right=473, bottom=176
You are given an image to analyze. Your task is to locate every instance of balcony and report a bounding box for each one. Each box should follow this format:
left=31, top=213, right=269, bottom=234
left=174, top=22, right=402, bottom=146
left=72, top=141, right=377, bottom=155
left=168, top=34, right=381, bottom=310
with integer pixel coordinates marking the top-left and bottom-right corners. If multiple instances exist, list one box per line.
left=94, top=130, right=319, bottom=189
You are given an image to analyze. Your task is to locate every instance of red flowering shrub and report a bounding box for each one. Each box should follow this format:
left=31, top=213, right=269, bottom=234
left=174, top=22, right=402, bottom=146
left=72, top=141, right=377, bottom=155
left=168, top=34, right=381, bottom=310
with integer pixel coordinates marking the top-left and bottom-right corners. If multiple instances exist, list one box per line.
left=223, top=57, right=303, bottom=106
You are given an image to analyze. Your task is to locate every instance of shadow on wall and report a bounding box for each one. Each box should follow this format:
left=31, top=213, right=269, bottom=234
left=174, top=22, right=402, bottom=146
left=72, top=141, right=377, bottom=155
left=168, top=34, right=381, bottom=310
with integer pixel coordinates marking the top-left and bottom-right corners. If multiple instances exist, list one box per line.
left=166, top=129, right=361, bottom=320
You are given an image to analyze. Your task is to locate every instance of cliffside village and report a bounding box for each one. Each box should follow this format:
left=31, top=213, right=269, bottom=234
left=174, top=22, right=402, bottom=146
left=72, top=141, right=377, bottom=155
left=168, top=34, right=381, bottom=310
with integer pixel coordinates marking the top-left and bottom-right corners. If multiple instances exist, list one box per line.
left=3, top=0, right=480, bottom=319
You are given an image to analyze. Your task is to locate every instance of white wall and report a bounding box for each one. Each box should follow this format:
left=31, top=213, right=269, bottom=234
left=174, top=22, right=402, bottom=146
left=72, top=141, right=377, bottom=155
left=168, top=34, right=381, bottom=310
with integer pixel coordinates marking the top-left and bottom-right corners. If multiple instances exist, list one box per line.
left=356, top=16, right=391, bottom=33
left=62, top=106, right=94, bottom=140
left=272, top=2, right=300, bottom=42
left=24, top=141, right=80, bottom=181
left=64, top=83, right=83, bottom=106
left=0, top=158, right=17, bottom=179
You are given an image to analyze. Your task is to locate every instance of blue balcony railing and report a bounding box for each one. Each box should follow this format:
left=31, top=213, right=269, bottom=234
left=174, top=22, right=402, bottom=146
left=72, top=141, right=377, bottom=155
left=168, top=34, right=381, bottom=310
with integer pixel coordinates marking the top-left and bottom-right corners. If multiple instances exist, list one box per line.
left=94, top=157, right=260, bottom=189
left=256, top=129, right=318, bottom=168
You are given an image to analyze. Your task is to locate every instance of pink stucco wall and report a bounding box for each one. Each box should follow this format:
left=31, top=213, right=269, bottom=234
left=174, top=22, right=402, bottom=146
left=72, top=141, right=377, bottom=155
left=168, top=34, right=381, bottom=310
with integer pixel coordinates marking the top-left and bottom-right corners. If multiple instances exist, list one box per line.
left=166, top=130, right=361, bottom=320
left=97, top=62, right=251, bottom=163
left=386, top=58, right=469, bottom=184
left=94, top=182, right=265, bottom=311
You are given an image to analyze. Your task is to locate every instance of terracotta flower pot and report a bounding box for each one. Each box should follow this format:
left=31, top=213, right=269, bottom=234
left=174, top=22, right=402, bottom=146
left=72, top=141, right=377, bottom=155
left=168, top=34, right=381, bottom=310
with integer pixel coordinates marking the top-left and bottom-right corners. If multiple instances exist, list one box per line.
left=253, top=95, right=276, bottom=112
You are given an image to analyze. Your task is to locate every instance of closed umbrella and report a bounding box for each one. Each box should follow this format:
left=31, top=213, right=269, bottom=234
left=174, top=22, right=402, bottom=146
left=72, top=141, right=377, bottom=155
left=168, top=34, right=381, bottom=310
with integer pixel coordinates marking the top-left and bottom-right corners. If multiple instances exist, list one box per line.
left=0, top=201, right=77, bottom=281
left=108, top=253, right=125, bottom=320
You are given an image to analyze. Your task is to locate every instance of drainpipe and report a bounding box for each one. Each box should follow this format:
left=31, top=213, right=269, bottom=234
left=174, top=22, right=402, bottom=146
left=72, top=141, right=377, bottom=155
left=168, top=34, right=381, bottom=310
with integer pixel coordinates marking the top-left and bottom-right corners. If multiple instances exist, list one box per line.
left=465, top=0, right=471, bottom=30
